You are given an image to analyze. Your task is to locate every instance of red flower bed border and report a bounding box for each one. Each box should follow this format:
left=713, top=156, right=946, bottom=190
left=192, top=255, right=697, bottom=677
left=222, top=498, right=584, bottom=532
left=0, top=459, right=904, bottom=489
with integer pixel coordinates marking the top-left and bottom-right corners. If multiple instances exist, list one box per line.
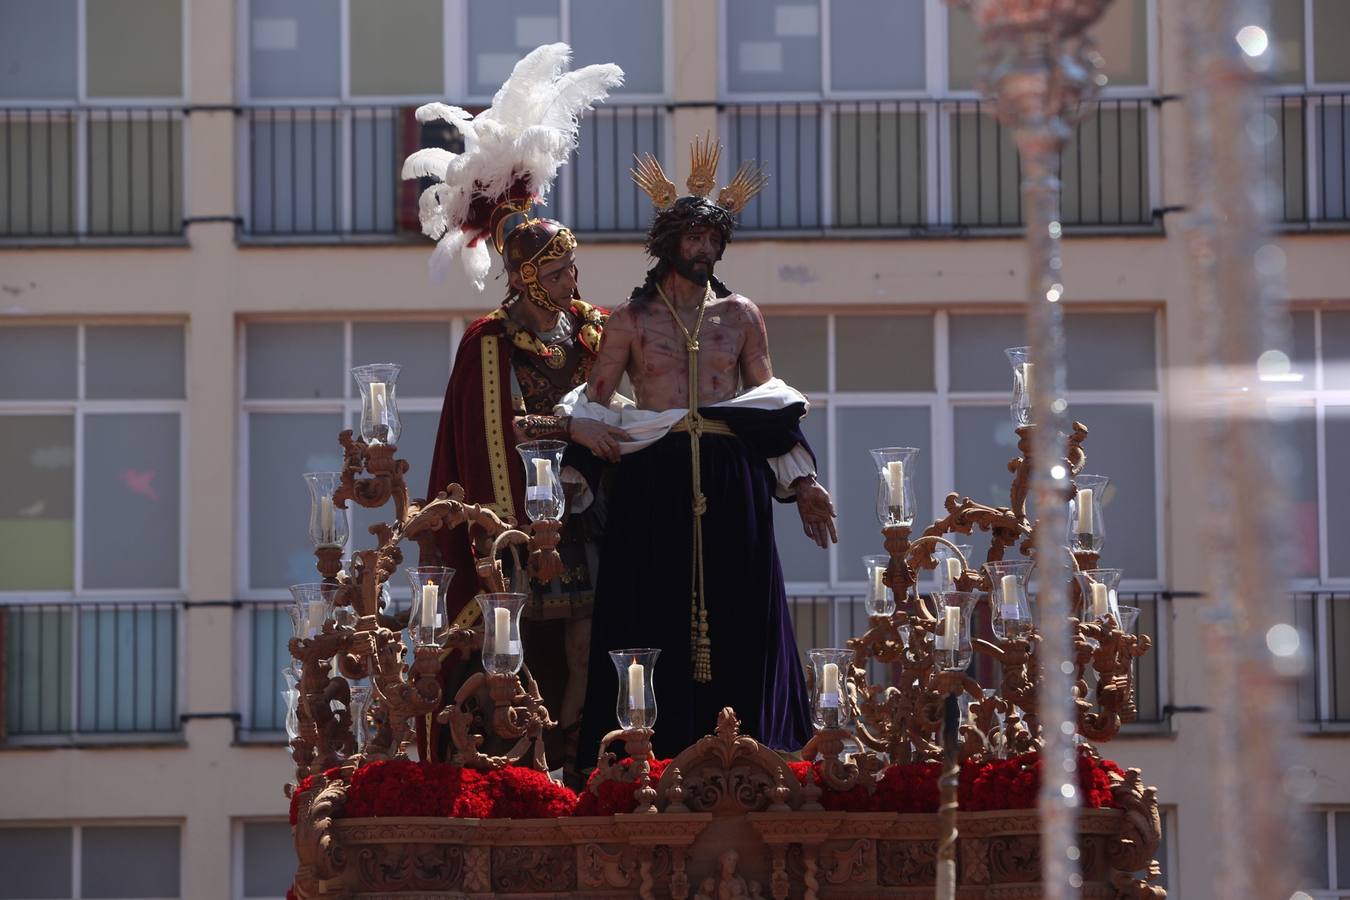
left=290, top=750, right=1121, bottom=824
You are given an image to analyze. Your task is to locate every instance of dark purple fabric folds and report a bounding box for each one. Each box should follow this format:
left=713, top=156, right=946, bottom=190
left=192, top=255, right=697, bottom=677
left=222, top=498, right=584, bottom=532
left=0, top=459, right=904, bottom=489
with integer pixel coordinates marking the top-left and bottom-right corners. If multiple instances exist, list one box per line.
left=577, top=407, right=814, bottom=764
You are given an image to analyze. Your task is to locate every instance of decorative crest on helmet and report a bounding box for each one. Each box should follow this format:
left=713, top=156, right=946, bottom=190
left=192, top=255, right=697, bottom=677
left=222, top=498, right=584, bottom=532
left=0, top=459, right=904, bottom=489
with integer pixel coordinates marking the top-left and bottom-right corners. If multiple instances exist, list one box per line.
left=399, top=44, right=622, bottom=289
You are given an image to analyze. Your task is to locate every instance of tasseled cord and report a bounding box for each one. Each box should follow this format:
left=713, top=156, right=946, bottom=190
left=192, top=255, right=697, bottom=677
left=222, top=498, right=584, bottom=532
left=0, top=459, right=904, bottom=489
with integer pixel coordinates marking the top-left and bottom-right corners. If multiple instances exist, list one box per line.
left=656, top=282, right=714, bottom=684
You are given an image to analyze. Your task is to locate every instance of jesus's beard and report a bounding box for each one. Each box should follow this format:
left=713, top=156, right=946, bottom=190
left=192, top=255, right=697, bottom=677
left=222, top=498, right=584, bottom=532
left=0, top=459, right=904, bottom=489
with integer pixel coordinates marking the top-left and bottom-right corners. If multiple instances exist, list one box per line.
left=671, top=256, right=715, bottom=287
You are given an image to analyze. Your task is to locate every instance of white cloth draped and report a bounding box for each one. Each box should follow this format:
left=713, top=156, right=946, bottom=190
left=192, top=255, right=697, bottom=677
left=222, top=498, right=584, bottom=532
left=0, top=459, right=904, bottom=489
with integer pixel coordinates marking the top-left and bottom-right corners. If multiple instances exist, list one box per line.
left=556, top=377, right=817, bottom=501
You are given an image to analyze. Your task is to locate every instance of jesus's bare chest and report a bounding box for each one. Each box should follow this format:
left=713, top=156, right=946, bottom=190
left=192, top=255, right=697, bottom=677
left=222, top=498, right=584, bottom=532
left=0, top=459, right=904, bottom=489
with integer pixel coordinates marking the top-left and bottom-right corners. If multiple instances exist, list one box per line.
left=629, top=300, right=747, bottom=403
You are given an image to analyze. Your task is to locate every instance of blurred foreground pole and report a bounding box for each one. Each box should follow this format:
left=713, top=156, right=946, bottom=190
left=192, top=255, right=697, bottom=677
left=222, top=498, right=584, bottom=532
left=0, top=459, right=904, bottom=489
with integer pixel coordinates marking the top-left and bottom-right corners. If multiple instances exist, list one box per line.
left=1183, top=0, right=1300, bottom=895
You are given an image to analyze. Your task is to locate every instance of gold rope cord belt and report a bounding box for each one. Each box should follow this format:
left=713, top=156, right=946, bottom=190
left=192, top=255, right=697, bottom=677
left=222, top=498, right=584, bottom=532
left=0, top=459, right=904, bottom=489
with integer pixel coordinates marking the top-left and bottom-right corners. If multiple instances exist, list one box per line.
left=655, top=281, right=716, bottom=683
left=670, top=418, right=733, bottom=436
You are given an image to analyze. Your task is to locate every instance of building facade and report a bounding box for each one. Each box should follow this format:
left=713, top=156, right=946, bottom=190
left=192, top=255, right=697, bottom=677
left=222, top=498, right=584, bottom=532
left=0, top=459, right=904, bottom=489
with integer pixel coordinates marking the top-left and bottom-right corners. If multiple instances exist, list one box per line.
left=1, top=1, right=1349, bottom=897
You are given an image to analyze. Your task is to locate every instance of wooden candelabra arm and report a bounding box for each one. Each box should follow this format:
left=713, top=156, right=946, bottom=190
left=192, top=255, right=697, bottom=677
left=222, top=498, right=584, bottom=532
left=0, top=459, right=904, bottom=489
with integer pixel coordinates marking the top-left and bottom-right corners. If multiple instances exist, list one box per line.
left=440, top=668, right=555, bottom=772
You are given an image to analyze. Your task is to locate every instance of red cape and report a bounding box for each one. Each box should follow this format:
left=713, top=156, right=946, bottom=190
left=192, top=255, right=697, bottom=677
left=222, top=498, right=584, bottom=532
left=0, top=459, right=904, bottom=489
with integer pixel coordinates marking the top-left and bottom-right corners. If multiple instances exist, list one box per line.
left=426, top=314, right=527, bottom=625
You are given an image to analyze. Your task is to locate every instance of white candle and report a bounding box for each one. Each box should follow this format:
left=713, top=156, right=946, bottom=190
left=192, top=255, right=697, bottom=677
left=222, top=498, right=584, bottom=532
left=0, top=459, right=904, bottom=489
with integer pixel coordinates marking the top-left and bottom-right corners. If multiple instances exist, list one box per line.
left=1076, top=488, right=1094, bottom=533
left=319, top=496, right=335, bottom=543
left=307, top=598, right=326, bottom=636
left=937, top=604, right=961, bottom=651
left=820, top=662, right=840, bottom=707
left=944, top=557, right=962, bottom=585
left=493, top=606, right=511, bottom=655
left=1090, top=583, right=1109, bottom=618
left=872, top=566, right=885, bottom=605
left=886, top=460, right=905, bottom=507
left=627, top=659, right=646, bottom=710
left=1000, top=574, right=1023, bottom=618
left=1020, top=362, right=1034, bottom=398
left=532, top=457, right=553, bottom=489
left=370, top=382, right=388, bottom=425
left=421, top=582, right=438, bottom=629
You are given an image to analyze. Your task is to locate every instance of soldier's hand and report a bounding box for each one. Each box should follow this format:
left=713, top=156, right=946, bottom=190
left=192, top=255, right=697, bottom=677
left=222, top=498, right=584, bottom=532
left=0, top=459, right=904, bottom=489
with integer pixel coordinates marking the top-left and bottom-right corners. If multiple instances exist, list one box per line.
left=568, top=417, right=632, bottom=463
left=794, top=478, right=838, bottom=549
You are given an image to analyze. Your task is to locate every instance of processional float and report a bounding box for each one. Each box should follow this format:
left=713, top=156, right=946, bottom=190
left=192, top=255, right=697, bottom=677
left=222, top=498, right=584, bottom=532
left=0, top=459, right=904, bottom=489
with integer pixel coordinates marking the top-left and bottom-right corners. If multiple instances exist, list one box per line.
left=282, top=339, right=1165, bottom=898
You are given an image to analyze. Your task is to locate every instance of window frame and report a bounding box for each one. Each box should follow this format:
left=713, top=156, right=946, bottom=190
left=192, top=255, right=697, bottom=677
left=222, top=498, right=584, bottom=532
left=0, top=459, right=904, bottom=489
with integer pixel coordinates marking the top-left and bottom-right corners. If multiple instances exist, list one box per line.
left=234, top=315, right=461, bottom=600
left=231, top=817, right=292, bottom=900
left=234, top=0, right=673, bottom=237
left=762, top=306, right=1168, bottom=598
left=1272, top=307, right=1350, bottom=589
left=0, top=320, right=190, bottom=602
left=1302, top=806, right=1350, bottom=897
left=717, top=0, right=1159, bottom=102
left=0, top=3, right=191, bottom=239
left=0, top=819, right=184, bottom=899
left=236, top=0, right=673, bottom=106
left=0, top=0, right=190, bottom=108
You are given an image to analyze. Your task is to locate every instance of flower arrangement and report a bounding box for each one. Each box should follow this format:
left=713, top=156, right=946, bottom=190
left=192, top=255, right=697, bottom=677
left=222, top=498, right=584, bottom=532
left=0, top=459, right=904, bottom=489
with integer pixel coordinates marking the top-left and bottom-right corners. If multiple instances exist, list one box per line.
left=289, top=750, right=1122, bottom=824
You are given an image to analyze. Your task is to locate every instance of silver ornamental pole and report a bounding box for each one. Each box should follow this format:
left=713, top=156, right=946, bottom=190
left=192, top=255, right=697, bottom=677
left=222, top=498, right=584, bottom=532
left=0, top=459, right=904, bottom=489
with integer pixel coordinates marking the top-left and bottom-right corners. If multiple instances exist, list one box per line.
left=955, top=3, right=1113, bottom=898
left=1182, top=0, right=1299, bottom=895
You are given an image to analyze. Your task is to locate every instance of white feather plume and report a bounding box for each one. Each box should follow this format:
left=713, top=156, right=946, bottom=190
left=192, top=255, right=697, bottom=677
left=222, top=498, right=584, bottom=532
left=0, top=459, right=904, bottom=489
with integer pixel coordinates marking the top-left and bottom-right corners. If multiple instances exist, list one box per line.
left=401, top=148, right=455, bottom=181
left=403, top=43, right=624, bottom=289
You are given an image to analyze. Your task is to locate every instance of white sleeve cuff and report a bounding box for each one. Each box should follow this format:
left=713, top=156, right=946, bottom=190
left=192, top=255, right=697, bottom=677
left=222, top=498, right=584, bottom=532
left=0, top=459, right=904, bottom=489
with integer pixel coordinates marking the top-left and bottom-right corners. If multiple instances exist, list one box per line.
left=769, top=444, right=816, bottom=500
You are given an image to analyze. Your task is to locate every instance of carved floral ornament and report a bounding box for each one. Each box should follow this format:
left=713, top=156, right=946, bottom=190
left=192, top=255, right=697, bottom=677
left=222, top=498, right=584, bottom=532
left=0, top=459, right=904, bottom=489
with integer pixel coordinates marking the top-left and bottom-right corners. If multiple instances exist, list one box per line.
left=284, top=406, right=1163, bottom=897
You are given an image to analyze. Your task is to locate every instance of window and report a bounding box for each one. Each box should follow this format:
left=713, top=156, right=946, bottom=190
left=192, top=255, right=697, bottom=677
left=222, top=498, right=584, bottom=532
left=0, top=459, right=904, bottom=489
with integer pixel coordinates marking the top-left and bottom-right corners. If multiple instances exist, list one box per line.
left=762, top=308, right=1164, bottom=592
left=0, top=1, right=185, bottom=238
left=1299, top=807, right=1350, bottom=898
left=241, top=0, right=668, bottom=237
left=235, top=820, right=294, bottom=900
left=1268, top=310, right=1350, bottom=583
left=0, top=823, right=181, bottom=899
left=0, top=324, right=185, bottom=740
left=1261, top=2, right=1350, bottom=224
left=722, top=0, right=1157, bottom=232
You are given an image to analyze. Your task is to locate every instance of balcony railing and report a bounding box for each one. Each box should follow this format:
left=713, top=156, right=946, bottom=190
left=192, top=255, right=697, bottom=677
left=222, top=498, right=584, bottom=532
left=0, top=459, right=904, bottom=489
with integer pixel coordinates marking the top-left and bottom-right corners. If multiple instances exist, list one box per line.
left=0, top=600, right=180, bottom=744
left=240, top=98, right=1162, bottom=241
left=242, top=599, right=292, bottom=736
left=785, top=589, right=1169, bottom=727
left=0, top=106, right=185, bottom=240
left=240, top=104, right=665, bottom=240
left=1295, top=591, right=1350, bottom=726
left=724, top=97, right=1162, bottom=234
left=1264, top=92, right=1350, bottom=228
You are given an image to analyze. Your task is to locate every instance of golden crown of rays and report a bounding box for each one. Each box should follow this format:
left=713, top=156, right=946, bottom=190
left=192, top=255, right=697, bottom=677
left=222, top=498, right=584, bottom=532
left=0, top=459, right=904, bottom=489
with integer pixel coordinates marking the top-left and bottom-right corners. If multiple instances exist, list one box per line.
left=631, top=133, right=769, bottom=215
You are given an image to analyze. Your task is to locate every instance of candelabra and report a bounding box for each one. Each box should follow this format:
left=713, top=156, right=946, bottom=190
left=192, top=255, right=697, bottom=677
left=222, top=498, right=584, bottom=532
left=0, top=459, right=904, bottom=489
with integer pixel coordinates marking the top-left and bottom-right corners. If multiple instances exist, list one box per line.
left=808, top=343, right=1160, bottom=898
left=281, top=363, right=568, bottom=791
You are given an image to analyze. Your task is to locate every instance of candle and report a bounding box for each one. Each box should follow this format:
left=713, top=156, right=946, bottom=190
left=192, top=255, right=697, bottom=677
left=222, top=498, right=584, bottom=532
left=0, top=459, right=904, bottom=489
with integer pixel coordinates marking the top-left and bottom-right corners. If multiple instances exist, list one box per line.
left=886, top=460, right=905, bottom=507
left=307, top=598, right=326, bottom=636
left=1091, top=583, right=1110, bottom=619
left=1020, top=362, right=1034, bottom=398
left=820, top=662, right=840, bottom=707
left=872, top=566, right=886, bottom=606
left=421, top=582, right=438, bottom=629
left=370, top=382, right=388, bottom=425
left=532, top=457, right=553, bottom=489
left=319, top=496, right=335, bottom=543
left=937, top=604, right=961, bottom=651
left=1076, top=488, right=1094, bottom=533
left=493, top=606, right=511, bottom=655
left=627, top=658, right=646, bottom=710
left=944, top=557, right=962, bottom=585
left=1000, top=574, right=1022, bottom=618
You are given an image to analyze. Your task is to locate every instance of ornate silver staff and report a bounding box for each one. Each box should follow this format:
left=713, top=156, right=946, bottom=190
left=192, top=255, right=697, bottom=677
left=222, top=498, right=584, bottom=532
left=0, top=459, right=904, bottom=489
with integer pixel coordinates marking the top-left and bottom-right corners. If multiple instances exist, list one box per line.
left=950, top=2, right=1115, bottom=896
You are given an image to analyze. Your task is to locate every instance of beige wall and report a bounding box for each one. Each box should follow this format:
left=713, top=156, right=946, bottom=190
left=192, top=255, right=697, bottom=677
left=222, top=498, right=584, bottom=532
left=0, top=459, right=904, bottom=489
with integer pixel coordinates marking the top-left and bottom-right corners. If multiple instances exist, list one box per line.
left=2, top=1, right=1349, bottom=898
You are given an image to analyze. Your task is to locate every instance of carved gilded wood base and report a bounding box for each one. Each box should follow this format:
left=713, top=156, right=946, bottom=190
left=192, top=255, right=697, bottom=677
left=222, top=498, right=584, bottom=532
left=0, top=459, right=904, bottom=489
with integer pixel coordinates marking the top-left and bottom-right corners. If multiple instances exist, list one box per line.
left=309, top=809, right=1145, bottom=899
